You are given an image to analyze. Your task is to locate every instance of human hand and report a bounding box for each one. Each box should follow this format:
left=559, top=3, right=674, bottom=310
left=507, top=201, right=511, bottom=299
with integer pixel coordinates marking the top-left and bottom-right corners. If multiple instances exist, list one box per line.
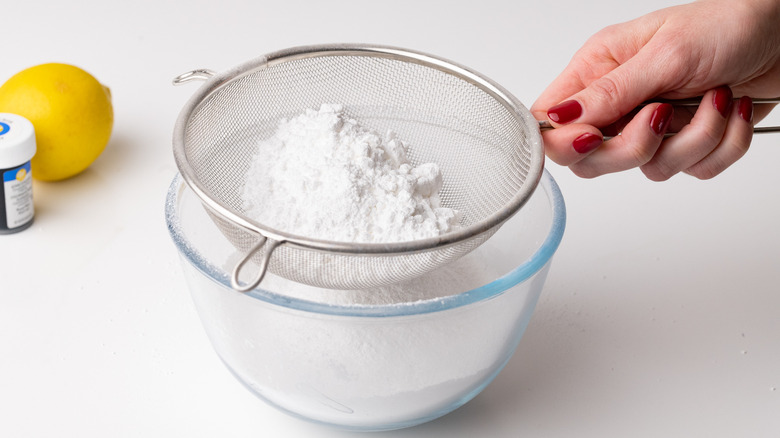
left=531, top=0, right=780, bottom=180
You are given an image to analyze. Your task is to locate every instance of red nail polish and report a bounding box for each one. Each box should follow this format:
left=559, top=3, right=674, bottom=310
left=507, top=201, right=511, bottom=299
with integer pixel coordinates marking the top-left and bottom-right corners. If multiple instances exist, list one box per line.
left=572, top=133, right=602, bottom=154
left=712, top=86, right=733, bottom=118
left=548, top=100, right=583, bottom=125
left=650, top=103, right=674, bottom=135
left=738, top=96, right=753, bottom=123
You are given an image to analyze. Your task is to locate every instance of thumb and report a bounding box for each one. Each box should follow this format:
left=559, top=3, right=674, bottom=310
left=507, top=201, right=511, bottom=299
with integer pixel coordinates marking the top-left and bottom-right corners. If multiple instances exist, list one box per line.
left=547, top=49, right=676, bottom=128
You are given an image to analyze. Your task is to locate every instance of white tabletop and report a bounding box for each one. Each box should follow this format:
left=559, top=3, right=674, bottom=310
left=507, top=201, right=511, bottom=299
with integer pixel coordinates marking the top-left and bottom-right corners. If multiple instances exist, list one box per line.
left=2, top=1, right=779, bottom=436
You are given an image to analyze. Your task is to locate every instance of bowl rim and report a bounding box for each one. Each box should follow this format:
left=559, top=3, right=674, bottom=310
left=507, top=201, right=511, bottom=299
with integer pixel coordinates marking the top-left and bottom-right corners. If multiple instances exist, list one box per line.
left=165, top=169, right=566, bottom=317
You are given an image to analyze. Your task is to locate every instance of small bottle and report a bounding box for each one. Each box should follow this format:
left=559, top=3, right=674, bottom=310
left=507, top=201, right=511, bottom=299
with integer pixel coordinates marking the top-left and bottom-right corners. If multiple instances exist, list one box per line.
left=0, top=113, right=36, bottom=234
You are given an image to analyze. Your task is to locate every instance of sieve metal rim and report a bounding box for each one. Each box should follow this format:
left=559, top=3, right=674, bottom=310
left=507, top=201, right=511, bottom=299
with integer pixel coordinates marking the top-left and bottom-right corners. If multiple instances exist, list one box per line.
left=172, top=43, right=545, bottom=257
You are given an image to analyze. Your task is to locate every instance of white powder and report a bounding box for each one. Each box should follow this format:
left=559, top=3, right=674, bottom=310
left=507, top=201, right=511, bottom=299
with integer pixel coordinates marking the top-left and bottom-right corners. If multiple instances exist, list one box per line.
left=179, top=169, right=545, bottom=418
left=241, top=104, right=460, bottom=243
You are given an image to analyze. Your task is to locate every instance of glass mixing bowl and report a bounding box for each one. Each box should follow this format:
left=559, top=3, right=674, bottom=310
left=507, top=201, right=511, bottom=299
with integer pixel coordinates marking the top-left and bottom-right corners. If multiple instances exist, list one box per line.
left=165, top=169, right=565, bottom=431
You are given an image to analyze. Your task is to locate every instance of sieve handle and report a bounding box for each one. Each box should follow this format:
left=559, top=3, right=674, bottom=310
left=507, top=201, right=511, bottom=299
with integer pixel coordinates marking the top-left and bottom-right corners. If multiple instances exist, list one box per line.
left=537, top=97, right=780, bottom=137
left=230, top=237, right=282, bottom=293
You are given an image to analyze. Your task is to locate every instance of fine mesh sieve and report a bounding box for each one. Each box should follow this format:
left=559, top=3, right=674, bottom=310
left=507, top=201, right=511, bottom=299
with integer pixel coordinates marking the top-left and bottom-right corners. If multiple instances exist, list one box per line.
left=172, top=44, right=544, bottom=292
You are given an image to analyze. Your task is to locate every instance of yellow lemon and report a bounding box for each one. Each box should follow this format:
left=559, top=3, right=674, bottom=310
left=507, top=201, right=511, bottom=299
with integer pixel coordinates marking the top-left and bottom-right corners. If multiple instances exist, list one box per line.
left=0, top=63, right=113, bottom=181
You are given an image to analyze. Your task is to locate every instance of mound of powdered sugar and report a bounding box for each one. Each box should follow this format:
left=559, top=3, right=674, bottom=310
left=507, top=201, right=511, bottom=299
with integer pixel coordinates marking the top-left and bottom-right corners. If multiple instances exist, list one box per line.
left=241, top=104, right=460, bottom=243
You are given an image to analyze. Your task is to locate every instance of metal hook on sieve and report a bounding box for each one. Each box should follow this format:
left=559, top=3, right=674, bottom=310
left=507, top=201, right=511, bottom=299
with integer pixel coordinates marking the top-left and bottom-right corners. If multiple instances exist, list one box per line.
left=172, top=69, right=216, bottom=86
left=230, top=237, right=283, bottom=293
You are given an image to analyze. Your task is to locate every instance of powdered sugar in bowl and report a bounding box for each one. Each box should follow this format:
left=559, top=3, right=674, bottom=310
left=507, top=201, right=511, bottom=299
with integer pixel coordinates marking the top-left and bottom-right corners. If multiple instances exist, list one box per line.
left=165, top=169, right=565, bottom=431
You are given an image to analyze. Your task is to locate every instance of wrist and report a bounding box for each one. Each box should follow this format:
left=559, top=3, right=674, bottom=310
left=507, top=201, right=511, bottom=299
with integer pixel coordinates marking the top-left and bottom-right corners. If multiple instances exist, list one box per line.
left=699, top=0, right=780, bottom=20
left=747, top=0, right=780, bottom=20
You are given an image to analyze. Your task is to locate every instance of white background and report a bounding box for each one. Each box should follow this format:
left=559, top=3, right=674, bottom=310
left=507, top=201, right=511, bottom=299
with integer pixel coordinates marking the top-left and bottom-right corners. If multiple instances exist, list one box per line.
left=1, top=0, right=779, bottom=436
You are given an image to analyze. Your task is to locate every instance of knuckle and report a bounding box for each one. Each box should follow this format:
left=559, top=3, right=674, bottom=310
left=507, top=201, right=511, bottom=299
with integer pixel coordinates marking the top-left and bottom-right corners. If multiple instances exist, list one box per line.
left=686, top=138, right=753, bottom=180
left=730, top=135, right=752, bottom=157
left=698, top=127, right=724, bottom=147
left=588, top=76, right=624, bottom=115
left=644, top=170, right=674, bottom=182
left=646, top=31, right=698, bottom=84
left=543, top=145, right=577, bottom=167
left=685, top=161, right=721, bottom=180
left=626, top=141, right=658, bottom=167
left=681, top=119, right=724, bottom=148
left=659, top=43, right=695, bottom=81
left=569, top=163, right=600, bottom=179
left=640, top=161, right=674, bottom=182
left=582, top=24, right=621, bottom=50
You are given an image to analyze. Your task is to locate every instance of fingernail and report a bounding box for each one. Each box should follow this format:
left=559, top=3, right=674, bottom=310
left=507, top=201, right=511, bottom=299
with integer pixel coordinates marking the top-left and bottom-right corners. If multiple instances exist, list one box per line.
left=738, top=96, right=753, bottom=123
left=712, top=86, right=733, bottom=118
left=572, top=133, right=602, bottom=154
left=650, top=103, right=674, bottom=135
left=548, top=100, right=582, bottom=125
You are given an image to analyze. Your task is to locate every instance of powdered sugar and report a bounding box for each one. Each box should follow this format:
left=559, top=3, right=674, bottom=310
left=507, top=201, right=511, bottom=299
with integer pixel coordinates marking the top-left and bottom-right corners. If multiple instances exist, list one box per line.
left=241, top=104, right=460, bottom=243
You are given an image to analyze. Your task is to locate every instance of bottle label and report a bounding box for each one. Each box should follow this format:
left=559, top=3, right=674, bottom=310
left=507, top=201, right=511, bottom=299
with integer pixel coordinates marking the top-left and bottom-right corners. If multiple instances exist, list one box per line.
left=3, top=161, right=33, bottom=228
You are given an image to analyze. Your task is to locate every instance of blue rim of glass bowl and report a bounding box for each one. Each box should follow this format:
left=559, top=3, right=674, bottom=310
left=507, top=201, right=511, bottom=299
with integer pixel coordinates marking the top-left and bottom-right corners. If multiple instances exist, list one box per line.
left=165, top=169, right=566, bottom=318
